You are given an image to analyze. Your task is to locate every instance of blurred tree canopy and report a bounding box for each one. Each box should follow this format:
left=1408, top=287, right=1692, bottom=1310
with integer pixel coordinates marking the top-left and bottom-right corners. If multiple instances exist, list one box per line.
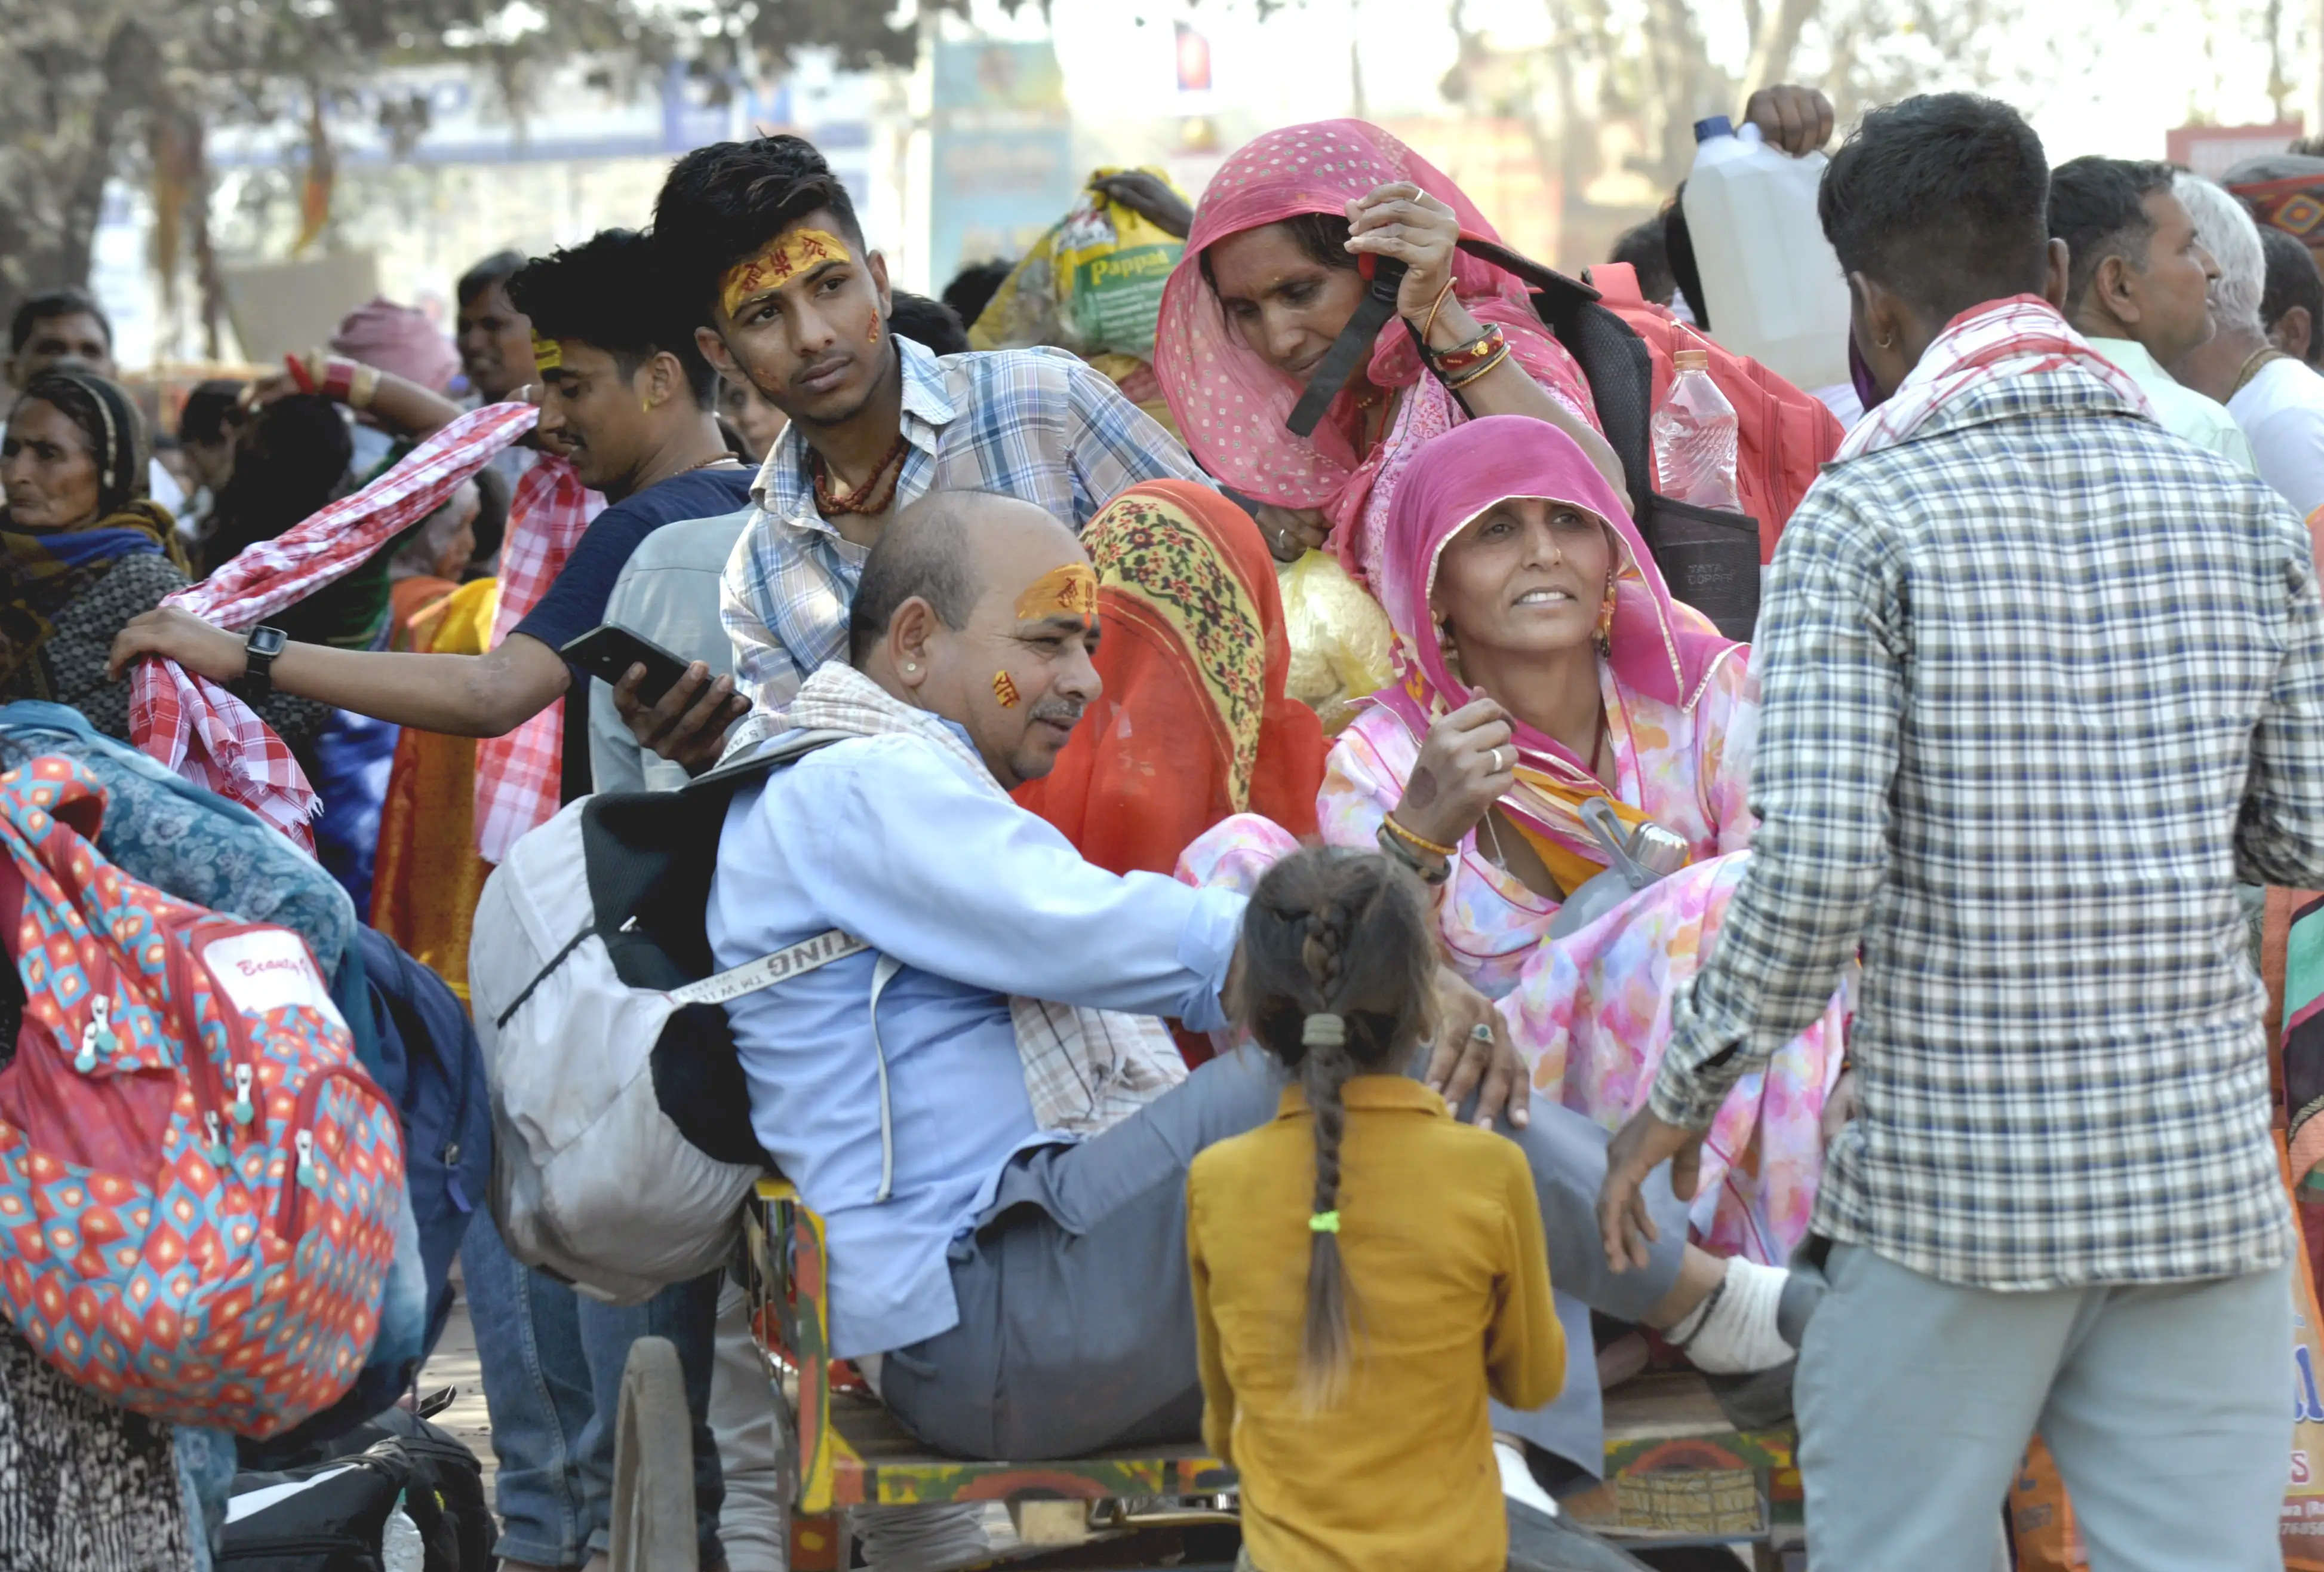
left=0, top=0, right=979, bottom=346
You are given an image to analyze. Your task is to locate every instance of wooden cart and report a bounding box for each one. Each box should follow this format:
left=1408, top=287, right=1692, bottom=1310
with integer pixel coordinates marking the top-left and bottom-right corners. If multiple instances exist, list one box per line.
left=606, top=1177, right=1802, bottom=1570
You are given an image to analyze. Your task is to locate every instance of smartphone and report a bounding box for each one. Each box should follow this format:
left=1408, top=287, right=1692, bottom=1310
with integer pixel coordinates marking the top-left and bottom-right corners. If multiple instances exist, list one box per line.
left=560, top=624, right=695, bottom=706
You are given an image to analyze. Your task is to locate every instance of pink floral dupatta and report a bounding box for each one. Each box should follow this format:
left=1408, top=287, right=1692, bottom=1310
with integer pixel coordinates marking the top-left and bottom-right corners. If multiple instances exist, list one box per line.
left=1152, top=121, right=1599, bottom=591
left=1368, top=416, right=1742, bottom=883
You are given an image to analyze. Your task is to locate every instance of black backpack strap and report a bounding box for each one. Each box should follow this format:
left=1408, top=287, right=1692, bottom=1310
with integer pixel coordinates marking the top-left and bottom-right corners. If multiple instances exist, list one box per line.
left=1286, top=257, right=1408, bottom=437
left=582, top=729, right=856, bottom=985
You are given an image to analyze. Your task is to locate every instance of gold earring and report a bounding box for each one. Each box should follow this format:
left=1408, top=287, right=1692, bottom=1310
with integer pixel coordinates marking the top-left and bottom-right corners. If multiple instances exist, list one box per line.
left=640, top=397, right=652, bottom=413
left=1596, top=576, right=1616, bottom=657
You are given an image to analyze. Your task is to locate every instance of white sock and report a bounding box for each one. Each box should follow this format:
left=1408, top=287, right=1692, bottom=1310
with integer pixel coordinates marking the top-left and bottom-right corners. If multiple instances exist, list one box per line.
left=1494, top=1437, right=1560, bottom=1518
left=1668, top=1257, right=1793, bottom=1375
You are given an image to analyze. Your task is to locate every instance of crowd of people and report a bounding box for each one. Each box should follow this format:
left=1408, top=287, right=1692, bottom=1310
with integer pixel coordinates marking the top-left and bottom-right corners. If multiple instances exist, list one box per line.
left=2, top=67, right=2322, bottom=1572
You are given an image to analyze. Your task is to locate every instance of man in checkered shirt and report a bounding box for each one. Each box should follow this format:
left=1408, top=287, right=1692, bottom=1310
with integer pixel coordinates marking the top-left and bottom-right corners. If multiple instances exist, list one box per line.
left=1599, top=94, right=2323, bottom=1567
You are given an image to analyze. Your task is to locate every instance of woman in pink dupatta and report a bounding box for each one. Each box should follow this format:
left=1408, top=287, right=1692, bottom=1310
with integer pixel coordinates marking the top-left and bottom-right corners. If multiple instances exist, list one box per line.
left=1183, top=416, right=1845, bottom=1266
left=1151, top=121, right=1619, bottom=595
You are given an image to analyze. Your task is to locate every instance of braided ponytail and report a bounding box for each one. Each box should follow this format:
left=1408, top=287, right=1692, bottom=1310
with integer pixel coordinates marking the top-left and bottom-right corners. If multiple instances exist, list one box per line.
left=1232, top=848, right=1437, bottom=1407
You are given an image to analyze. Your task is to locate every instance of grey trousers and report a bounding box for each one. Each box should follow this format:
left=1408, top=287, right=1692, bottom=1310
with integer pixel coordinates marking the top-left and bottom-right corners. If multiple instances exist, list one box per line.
left=1796, top=1242, right=2293, bottom=1571
left=878, top=1045, right=1689, bottom=1474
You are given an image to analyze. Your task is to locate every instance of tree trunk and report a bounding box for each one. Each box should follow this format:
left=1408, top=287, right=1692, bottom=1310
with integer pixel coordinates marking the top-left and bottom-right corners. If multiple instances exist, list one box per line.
left=0, top=16, right=159, bottom=353
left=1737, top=0, right=1819, bottom=106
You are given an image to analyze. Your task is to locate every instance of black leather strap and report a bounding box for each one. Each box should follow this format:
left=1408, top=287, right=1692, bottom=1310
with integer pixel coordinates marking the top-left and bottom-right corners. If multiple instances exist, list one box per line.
left=1286, top=257, right=1408, bottom=437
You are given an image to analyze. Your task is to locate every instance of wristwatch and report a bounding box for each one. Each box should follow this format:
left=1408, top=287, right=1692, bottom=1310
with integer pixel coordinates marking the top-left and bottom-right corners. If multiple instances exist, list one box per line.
left=239, top=625, right=288, bottom=701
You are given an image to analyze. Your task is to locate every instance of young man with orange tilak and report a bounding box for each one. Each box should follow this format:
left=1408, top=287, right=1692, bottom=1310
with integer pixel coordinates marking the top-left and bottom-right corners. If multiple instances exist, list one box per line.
left=622, top=134, right=1209, bottom=768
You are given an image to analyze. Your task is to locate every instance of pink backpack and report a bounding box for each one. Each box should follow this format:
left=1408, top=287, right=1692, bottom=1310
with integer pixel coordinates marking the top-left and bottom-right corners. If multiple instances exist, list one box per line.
left=0, top=754, right=401, bottom=1436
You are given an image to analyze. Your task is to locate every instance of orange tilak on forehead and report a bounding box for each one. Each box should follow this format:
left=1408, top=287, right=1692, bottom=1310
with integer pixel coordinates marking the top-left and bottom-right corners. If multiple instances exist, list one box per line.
left=1014, top=563, right=1098, bottom=622
left=720, top=229, right=852, bottom=318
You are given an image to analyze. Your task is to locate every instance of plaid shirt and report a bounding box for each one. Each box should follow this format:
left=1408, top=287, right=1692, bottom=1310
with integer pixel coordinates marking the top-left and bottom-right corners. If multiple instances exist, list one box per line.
left=718, top=337, right=1207, bottom=710
left=131, top=401, right=537, bottom=848
left=474, top=456, right=603, bottom=862
left=1652, top=359, right=2321, bottom=1290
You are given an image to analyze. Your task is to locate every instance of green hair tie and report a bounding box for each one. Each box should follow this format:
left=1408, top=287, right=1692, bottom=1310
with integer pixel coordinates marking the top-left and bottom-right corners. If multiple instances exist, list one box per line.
left=1308, top=1210, right=1341, bottom=1234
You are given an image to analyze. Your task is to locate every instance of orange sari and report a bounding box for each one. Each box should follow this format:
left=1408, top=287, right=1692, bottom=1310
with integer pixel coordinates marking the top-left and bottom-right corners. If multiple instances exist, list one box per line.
left=1016, top=480, right=1326, bottom=879
left=369, top=578, right=497, bottom=1002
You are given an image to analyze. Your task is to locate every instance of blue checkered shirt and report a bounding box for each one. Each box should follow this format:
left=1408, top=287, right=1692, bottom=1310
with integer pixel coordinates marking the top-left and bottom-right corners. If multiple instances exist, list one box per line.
left=719, top=338, right=1207, bottom=709
left=1652, top=360, right=2321, bottom=1290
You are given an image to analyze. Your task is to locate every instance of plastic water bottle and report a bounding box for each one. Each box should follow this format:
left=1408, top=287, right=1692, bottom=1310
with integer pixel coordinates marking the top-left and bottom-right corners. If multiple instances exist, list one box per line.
left=1680, top=115, right=1852, bottom=392
left=382, top=1494, right=425, bottom=1572
left=1652, top=349, right=1741, bottom=511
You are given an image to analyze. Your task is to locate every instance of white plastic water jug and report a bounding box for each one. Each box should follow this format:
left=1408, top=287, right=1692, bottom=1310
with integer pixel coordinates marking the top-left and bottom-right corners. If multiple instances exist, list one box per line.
left=1680, top=116, right=1853, bottom=393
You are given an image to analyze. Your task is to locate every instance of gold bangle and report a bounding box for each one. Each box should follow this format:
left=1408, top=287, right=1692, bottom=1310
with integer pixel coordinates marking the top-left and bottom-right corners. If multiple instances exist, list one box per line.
left=1442, top=343, right=1511, bottom=391
left=1381, top=813, right=1458, bottom=859
left=1421, top=278, right=1456, bottom=343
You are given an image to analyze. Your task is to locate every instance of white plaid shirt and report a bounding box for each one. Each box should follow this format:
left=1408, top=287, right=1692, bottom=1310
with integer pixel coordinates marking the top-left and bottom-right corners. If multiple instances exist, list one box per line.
left=1652, top=361, right=2322, bottom=1289
left=719, top=338, right=1207, bottom=710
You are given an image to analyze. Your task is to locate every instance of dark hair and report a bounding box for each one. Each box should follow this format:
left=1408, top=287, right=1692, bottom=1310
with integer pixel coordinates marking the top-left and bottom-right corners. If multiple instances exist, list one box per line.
left=456, top=250, right=528, bottom=309
left=940, top=260, right=1015, bottom=331
left=179, top=379, right=246, bottom=446
left=506, top=229, right=718, bottom=408
left=1611, top=217, right=1677, bottom=308
left=14, top=370, right=147, bottom=516
left=654, top=136, right=866, bottom=326
left=1232, top=847, right=1436, bottom=1405
left=469, top=465, right=510, bottom=570
left=1662, top=190, right=1710, bottom=328
left=1818, top=93, right=2055, bottom=324
left=2261, top=226, right=2324, bottom=366
left=2048, top=156, right=2178, bottom=317
left=204, top=394, right=351, bottom=566
left=10, top=287, right=112, bottom=357
left=889, top=291, right=970, bottom=357
left=1198, top=211, right=1358, bottom=298
left=846, top=491, right=995, bottom=665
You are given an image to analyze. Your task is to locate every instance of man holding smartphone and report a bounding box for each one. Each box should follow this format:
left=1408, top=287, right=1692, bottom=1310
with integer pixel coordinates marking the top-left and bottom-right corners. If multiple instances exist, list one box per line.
left=109, top=228, right=757, bottom=1572
left=109, top=228, right=758, bottom=799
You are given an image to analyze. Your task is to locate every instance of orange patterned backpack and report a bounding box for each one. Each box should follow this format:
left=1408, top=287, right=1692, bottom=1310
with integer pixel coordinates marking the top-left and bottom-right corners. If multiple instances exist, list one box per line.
left=0, top=754, right=401, bottom=1436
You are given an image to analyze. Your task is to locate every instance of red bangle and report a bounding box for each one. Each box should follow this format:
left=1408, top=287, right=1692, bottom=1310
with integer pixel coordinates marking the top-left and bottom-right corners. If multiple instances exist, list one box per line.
left=282, top=352, right=318, bottom=395
left=1428, top=323, right=1506, bottom=383
left=319, top=357, right=358, bottom=404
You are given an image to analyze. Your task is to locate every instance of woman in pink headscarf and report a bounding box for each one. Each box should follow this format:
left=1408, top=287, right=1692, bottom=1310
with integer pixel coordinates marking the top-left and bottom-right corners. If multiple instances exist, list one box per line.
left=1152, top=120, right=1621, bottom=594
left=1183, top=416, right=1844, bottom=1267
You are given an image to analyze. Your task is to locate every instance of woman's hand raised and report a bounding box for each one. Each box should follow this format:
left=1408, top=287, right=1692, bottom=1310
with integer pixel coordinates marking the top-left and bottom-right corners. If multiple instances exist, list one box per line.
left=1345, top=182, right=1463, bottom=328
left=1250, top=503, right=1331, bottom=562
left=1392, top=696, right=1515, bottom=852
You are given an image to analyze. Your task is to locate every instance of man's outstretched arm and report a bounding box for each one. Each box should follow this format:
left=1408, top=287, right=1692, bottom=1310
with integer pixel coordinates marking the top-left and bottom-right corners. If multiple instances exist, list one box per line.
left=109, top=607, right=569, bottom=738
left=1600, top=489, right=1903, bottom=1268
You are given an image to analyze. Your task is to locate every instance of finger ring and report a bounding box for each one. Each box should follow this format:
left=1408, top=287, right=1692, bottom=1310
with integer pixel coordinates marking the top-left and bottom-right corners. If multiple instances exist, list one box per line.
left=1470, top=1023, right=1493, bottom=1043
left=1490, top=746, right=1509, bottom=773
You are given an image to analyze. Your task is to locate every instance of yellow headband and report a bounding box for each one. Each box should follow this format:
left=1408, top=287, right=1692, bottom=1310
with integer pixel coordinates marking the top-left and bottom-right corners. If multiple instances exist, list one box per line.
left=720, top=228, right=852, bottom=318
left=531, top=333, right=562, bottom=374
left=1015, top=563, right=1099, bottom=622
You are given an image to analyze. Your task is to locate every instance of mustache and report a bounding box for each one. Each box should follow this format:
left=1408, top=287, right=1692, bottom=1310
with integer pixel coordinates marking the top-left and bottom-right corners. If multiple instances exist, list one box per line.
left=1029, top=699, right=1084, bottom=728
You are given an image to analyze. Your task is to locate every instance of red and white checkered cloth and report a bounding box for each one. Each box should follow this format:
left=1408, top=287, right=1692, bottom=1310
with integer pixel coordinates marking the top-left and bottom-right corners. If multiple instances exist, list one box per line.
left=128, top=401, right=541, bottom=847
left=473, top=455, right=603, bottom=862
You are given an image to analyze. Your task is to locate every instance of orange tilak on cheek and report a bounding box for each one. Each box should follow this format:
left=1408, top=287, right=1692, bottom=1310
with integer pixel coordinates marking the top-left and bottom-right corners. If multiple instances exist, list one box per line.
left=1013, top=564, right=1098, bottom=622
left=992, top=671, right=1022, bottom=708
left=720, top=229, right=851, bottom=319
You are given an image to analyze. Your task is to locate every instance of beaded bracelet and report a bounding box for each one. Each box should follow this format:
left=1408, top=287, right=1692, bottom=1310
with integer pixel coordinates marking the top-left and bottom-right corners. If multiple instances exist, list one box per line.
left=1443, top=343, right=1511, bottom=391
left=1427, top=323, right=1505, bottom=384
left=1376, top=824, right=1452, bottom=886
